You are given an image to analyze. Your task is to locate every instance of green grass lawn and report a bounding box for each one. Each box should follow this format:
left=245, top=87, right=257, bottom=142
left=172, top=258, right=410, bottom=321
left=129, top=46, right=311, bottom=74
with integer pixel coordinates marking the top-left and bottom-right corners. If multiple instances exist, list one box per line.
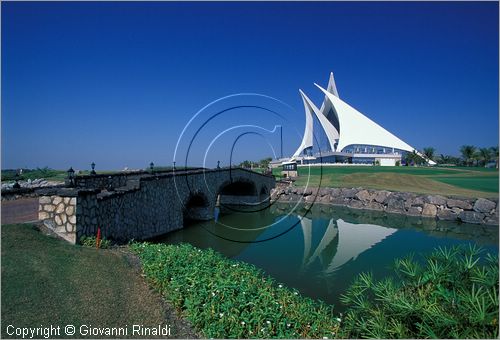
left=273, top=166, right=498, bottom=198
left=1, top=224, right=188, bottom=338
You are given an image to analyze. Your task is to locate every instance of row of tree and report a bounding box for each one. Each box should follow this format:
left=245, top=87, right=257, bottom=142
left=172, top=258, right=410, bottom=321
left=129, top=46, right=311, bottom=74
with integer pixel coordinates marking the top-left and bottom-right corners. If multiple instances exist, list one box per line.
left=239, top=157, right=273, bottom=169
left=419, top=145, right=499, bottom=168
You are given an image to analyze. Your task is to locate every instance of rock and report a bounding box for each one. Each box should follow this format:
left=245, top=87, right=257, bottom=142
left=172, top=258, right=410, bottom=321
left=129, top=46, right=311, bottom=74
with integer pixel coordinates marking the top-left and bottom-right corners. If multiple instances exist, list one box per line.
left=484, top=213, right=499, bottom=226
left=318, top=195, right=331, bottom=203
left=330, top=188, right=341, bottom=197
left=61, top=214, right=67, bottom=224
left=39, top=211, right=49, bottom=220
left=348, top=199, right=364, bottom=209
left=365, top=201, right=384, bottom=211
left=304, top=195, right=315, bottom=203
left=437, top=209, right=459, bottom=221
left=39, top=196, right=51, bottom=204
left=425, top=195, right=447, bottom=206
left=53, top=196, right=62, bottom=205
left=386, top=196, right=405, bottom=214
left=69, top=215, right=76, bottom=224
left=473, top=198, right=496, bottom=213
left=459, top=211, right=485, bottom=224
left=44, top=204, right=55, bottom=212
left=56, top=203, right=65, bottom=214
left=330, top=197, right=345, bottom=205
left=341, top=188, right=358, bottom=199
left=407, top=206, right=423, bottom=216
left=422, top=203, right=438, bottom=217
left=318, top=188, right=331, bottom=197
left=407, top=196, right=425, bottom=208
left=303, top=188, right=313, bottom=196
left=65, top=205, right=75, bottom=215
left=446, top=199, right=472, bottom=210
left=373, top=190, right=391, bottom=204
left=54, top=215, right=62, bottom=225
left=356, top=190, right=372, bottom=202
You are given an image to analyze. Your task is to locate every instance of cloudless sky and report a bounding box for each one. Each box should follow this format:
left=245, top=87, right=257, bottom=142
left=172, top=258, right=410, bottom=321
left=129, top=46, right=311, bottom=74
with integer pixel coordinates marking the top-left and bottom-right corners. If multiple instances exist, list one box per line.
left=2, top=1, right=498, bottom=170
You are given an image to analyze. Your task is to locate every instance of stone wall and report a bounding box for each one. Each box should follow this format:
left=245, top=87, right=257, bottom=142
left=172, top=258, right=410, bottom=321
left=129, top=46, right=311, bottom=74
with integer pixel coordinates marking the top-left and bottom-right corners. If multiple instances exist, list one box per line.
left=38, top=168, right=275, bottom=244
left=38, top=195, right=77, bottom=243
left=271, top=186, right=499, bottom=226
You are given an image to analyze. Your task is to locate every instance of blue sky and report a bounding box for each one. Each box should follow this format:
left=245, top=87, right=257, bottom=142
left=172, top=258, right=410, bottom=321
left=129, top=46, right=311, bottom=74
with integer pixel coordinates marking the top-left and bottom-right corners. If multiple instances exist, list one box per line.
left=2, top=1, right=498, bottom=170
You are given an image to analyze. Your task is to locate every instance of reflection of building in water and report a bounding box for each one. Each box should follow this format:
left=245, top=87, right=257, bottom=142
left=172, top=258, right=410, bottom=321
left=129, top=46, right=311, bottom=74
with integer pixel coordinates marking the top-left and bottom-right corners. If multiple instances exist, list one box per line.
left=301, top=217, right=397, bottom=274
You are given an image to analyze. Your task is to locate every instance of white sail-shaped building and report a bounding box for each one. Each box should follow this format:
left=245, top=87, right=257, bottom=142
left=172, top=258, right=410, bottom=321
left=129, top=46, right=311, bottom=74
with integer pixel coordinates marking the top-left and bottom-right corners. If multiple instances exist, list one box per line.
left=291, top=73, right=435, bottom=166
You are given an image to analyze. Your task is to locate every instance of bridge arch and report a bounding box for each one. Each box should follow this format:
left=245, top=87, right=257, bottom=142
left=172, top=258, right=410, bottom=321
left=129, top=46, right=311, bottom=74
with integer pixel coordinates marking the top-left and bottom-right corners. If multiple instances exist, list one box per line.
left=217, top=177, right=259, bottom=207
left=183, top=191, right=212, bottom=222
left=218, top=178, right=258, bottom=196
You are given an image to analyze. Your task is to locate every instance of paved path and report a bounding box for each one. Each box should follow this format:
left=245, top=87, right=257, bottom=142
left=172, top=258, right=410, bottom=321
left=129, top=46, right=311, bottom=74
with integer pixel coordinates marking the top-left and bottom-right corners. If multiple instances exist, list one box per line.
left=1, top=198, right=39, bottom=224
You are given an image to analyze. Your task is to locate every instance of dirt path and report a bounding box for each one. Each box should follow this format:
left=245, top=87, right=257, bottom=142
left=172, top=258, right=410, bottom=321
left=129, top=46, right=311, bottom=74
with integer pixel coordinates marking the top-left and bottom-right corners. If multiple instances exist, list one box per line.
left=1, top=197, right=39, bottom=224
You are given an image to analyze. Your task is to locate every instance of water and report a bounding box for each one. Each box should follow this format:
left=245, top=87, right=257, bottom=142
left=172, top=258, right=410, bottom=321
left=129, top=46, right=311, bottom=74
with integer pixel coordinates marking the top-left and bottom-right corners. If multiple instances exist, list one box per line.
left=159, top=203, right=498, bottom=311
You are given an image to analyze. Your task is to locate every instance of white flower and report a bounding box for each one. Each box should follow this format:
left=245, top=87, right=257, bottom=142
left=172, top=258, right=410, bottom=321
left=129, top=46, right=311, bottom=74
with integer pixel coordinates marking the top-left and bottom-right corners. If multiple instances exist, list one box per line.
left=287, top=323, right=291, bottom=328
left=241, top=321, right=245, bottom=325
left=323, top=337, right=328, bottom=339
left=336, top=317, right=341, bottom=322
left=219, top=313, right=224, bottom=318
left=294, top=292, right=298, bottom=295
left=266, top=321, right=271, bottom=325
left=278, top=284, right=283, bottom=288
left=212, top=292, right=215, bottom=297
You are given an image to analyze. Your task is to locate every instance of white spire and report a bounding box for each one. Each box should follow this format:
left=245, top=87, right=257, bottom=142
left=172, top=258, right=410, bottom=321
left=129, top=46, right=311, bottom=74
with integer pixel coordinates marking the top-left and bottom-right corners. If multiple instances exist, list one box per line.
left=327, top=72, right=339, bottom=98
left=291, top=90, right=315, bottom=159
left=301, top=90, right=339, bottom=152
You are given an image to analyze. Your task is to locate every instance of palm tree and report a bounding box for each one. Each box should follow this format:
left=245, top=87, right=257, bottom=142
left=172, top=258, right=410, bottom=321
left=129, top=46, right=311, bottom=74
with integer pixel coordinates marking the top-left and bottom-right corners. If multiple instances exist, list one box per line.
left=438, top=154, right=450, bottom=164
left=460, top=145, right=476, bottom=167
left=423, top=147, right=436, bottom=161
left=490, top=146, right=499, bottom=169
left=479, top=148, right=492, bottom=167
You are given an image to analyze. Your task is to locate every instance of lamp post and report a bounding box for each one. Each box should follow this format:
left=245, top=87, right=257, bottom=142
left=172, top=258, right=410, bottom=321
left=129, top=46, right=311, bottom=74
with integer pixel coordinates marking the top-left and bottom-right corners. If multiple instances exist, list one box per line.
left=173, top=161, right=176, bottom=171
left=90, top=162, right=96, bottom=175
left=217, top=160, right=220, bottom=169
left=149, top=162, right=154, bottom=173
left=66, top=167, right=75, bottom=187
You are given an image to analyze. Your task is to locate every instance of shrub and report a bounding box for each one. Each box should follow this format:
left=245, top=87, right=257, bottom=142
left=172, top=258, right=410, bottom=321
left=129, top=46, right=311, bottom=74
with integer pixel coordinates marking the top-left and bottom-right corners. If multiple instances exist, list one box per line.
left=80, top=235, right=111, bottom=249
left=130, top=242, right=340, bottom=338
left=338, top=244, right=499, bottom=338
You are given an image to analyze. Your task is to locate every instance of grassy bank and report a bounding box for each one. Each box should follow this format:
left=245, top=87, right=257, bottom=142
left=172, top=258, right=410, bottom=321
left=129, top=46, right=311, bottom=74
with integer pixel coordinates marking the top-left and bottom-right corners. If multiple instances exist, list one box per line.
left=131, top=242, right=340, bottom=339
left=1, top=224, right=195, bottom=338
left=273, top=166, right=498, bottom=198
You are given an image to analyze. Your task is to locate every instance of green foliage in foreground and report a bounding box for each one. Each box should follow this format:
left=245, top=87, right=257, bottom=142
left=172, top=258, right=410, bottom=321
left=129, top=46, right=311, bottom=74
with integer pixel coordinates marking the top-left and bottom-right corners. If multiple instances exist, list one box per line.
left=339, top=245, right=499, bottom=339
left=130, top=242, right=340, bottom=339
left=80, top=235, right=111, bottom=249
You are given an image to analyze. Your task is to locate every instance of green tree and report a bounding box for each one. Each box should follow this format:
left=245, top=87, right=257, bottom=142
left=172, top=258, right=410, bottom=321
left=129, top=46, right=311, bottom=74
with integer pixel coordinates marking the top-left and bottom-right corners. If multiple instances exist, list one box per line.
left=259, top=157, right=272, bottom=169
left=479, top=148, right=492, bottom=167
left=460, top=145, right=476, bottom=167
left=404, top=151, right=426, bottom=166
left=239, top=160, right=252, bottom=168
left=423, top=147, right=436, bottom=161
left=490, top=146, right=499, bottom=169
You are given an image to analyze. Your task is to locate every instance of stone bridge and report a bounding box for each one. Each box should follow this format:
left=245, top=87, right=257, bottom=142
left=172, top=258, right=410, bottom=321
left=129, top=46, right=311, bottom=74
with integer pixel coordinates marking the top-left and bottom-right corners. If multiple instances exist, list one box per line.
left=37, top=168, right=275, bottom=244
